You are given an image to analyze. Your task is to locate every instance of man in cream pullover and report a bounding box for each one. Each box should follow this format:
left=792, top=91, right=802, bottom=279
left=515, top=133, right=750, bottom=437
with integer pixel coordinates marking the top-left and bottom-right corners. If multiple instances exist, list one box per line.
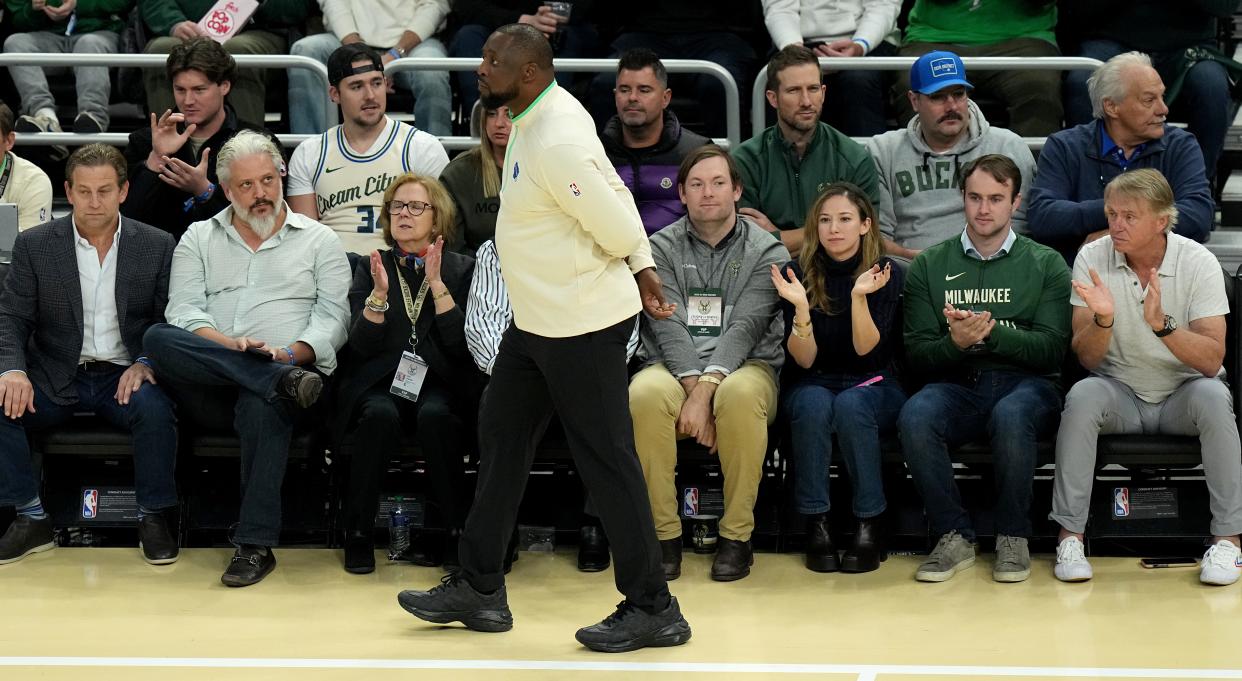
left=288, top=0, right=452, bottom=136
left=398, top=24, right=692, bottom=654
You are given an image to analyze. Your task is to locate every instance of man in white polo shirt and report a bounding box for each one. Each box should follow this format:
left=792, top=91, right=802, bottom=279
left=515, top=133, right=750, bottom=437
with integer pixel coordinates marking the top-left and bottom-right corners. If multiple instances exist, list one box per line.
left=398, top=23, right=691, bottom=653
left=1050, top=169, right=1242, bottom=587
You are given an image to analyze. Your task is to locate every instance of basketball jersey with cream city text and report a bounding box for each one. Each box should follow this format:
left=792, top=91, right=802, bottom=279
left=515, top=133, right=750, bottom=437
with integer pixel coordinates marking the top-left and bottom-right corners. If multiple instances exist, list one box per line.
left=287, top=116, right=449, bottom=255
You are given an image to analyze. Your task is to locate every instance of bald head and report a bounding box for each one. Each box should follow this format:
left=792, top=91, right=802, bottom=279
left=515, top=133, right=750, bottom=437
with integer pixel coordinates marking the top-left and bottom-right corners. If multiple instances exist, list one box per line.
left=477, top=23, right=556, bottom=110
left=495, top=23, right=554, bottom=70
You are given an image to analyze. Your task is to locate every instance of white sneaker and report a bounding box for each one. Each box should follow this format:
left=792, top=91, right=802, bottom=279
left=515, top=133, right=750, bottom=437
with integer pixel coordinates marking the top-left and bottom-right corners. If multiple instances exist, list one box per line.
left=1054, top=536, right=1093, bottom=582
left=1199, top=540, right=1242, bottom=586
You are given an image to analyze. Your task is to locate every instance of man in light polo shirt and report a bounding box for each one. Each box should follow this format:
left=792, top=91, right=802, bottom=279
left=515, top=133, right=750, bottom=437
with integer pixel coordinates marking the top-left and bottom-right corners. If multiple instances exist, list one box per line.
left=1050, top=169, right=1242, bottom=587
left=398, top=23, right=691, bottom=653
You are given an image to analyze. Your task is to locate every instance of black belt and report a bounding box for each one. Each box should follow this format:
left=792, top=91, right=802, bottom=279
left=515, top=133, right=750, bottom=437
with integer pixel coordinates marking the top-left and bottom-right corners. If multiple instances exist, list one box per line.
left=79, top=360, right=125, bottom=372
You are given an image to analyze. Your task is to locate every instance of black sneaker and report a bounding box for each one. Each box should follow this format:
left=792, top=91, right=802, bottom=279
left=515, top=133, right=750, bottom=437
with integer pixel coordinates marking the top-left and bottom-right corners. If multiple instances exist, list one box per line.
left=221, top=545, right=276, bottom=587
left=137, top=512, right=179, bottom=565
left=575, top=596, right=692, bottom=653
left=277, top=368, right=323, bottom=408
left=0, top=515, right=56, bottom=564
left=73, top=112, right=104, bottom=134
left=397, top=572, right=513, bottom=632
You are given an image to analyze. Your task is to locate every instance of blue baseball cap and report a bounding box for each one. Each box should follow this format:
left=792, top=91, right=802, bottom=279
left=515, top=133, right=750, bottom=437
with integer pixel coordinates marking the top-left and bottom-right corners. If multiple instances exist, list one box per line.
left=910, top=51, right=974, bottom=95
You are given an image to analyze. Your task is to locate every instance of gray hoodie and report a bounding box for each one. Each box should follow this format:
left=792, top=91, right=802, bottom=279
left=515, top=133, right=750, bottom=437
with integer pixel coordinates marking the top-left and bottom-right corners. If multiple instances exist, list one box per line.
left=866, top=100, right=1036, bottom=252
left=639, top=214, right=787, bottom=377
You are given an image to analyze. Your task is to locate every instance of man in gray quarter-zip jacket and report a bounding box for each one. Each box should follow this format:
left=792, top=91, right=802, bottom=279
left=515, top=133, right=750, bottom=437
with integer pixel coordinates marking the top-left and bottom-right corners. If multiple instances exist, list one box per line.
left=632, top=145, right=787, bottom=584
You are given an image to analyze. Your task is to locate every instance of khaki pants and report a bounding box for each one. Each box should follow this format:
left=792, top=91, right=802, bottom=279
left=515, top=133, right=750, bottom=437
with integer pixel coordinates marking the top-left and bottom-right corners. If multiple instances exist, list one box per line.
left=629, top=361, right=777, bottom=542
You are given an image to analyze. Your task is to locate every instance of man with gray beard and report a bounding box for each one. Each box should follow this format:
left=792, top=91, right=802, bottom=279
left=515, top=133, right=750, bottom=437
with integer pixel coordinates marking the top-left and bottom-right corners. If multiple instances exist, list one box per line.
left=143, top=130, right=351, bottom=588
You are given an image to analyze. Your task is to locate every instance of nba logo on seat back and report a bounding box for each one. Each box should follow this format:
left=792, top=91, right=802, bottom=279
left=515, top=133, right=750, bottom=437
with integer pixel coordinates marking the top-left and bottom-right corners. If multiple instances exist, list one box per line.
left=1113, top=487, right=1130, bottom=518
left=82, top=489, right=99, bottom=519
left=682, top=488, right=699, bottom=517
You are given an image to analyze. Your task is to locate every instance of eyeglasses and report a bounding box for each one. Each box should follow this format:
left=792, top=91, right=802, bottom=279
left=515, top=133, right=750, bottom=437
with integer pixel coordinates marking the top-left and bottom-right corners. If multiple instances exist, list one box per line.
left=388, top=200, right=433, bottom=216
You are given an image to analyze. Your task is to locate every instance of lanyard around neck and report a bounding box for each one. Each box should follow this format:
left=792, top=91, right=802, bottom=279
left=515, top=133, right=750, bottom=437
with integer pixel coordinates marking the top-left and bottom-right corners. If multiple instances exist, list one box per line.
left=395, top=264, right=431, bottom=351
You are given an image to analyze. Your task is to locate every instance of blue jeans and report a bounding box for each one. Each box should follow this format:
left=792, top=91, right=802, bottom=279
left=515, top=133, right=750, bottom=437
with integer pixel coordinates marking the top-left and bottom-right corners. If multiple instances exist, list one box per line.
left=1066, top=39, right=1230, bottom=185
left=821, top=41, right=897, bottom=137
left=898, top=371, right=1061, bottom=540
left=451, top=23, right=599, bottom=122
left=289, top=32, right=453, bottom=136
left=143, top=324, right=309, bottom=547
left=784, top=373, right=905, bottom=517
left=0, top=364, right=178, bottom=510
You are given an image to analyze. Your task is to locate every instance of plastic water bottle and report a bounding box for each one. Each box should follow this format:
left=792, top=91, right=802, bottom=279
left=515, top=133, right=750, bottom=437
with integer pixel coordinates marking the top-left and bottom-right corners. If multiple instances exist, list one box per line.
left=388, top=497, right=411, bottom=561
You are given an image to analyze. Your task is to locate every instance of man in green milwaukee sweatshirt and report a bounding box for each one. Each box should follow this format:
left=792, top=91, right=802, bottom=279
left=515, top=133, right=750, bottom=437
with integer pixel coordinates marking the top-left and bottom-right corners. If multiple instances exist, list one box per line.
left=733, top=44, right=880, bottom=257
left=899, top=153, right=1070, bottom=585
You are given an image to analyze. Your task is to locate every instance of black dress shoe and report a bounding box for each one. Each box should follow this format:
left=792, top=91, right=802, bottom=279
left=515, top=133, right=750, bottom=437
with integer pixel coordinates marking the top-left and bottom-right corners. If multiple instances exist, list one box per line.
left=840, top=515, right=887, bottom=573
left=405, top=532, right=444, bottom=567
left=804, top=513, right=840, bottom=573
left=660, top=538, right=682, bottom=580
left=577, top=525, right=610, bottom=572
left=221, top=545, right=277, bottom=587
left=344, top=531, right=375, bottom=574
left=137, top=512, right=179, bottom=565
left=0, top=515, right=55, bottom=564
left=277, top=368, right=323, bottom=408
left=711, top=537, right=753, bottom=581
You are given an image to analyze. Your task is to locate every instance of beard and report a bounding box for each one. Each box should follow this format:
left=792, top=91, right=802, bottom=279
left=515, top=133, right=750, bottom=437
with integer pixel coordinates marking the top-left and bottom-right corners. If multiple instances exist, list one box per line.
left=779, top=111, right=819, bottom=133
left=236, top=199, right=280, bottom=239
left=479, top=84, right=517, bottom=110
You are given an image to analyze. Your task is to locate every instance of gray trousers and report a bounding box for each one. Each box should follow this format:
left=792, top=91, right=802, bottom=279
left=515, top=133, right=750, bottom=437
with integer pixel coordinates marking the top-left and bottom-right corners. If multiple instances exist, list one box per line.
left=1050, top=375, right=1242, bottom=537
left=3, top=30, right=118, bottom=126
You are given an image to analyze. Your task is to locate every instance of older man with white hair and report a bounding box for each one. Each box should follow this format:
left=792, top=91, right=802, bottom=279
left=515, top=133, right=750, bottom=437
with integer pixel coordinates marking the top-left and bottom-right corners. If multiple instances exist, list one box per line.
left=143, top=130, right=351, bottom=588
left=1026, top=52, right=1214, bottom=265
left=1050, top=169, right=1242, bottom=587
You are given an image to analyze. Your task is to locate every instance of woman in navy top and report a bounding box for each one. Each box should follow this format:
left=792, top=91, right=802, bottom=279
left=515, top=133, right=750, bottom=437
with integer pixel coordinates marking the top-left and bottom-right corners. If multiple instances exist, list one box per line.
left=771, top=182, right=906, bottom=574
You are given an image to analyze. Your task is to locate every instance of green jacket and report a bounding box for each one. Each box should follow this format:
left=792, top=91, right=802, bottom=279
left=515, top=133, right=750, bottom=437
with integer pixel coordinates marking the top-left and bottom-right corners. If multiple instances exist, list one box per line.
left=6, top=0, right=131, bottom=34
left=141, top=0, right=311, bottom=36
left=734, top=121, right=880, bottom=233
left=903, top=232, right=1070, bottom=380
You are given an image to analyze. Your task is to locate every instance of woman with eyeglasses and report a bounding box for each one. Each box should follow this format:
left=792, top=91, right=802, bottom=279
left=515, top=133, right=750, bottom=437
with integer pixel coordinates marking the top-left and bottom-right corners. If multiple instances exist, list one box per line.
left=440, top=104, right=511, bottom=253
left=332, top=172, right=483, bottom=574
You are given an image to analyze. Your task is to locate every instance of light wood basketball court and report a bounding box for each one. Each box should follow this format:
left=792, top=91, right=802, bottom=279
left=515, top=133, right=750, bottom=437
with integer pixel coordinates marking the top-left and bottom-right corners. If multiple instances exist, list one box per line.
left=2, top=547, right=1239, bottom=680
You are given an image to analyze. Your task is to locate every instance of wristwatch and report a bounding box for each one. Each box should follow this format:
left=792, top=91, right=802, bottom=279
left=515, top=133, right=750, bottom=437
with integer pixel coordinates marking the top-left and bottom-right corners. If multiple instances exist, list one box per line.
left=1153, top=314, right=1177, bottom=338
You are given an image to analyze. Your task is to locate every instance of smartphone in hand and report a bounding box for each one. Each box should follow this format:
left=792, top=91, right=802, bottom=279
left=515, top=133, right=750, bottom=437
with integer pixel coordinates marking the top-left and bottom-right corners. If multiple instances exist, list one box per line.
left=245, top=346, right=273, bottom=360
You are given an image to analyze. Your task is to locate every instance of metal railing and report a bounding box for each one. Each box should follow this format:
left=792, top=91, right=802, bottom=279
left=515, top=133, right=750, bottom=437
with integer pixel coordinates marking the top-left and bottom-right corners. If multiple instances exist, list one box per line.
left=0, top=52, right=336, bottom=126
left=12, top=132, right=489, bottom=152
left=385, top=57, right=742, bottom=148
left=752, top=56, right=1106, bottom=140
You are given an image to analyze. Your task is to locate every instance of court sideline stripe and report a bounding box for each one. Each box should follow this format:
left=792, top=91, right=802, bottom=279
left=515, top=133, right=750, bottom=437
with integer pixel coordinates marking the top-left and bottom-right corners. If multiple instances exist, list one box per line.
left=1, top=657, right=1242, bottom=678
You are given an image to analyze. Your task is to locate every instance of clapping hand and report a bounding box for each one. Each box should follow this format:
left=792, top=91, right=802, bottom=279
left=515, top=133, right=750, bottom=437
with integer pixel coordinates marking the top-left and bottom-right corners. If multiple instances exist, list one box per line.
left=369, top=250, right=389, bottom=298
left=1142, top=268, right=1166, bottom=332
left=1071, top=267, right=1115, bottom=320
left=944, top=303, right=994, bottom=350
left=770, top=264, right=809, bottom=308
left=424, top=236, right=445, bottom=285
left=852, top=262, right=892, bottom=297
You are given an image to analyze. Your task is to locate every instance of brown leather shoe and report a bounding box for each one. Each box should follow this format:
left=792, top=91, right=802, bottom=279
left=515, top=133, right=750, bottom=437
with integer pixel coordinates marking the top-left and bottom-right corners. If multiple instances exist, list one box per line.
left=710, top=537, right=753, bottom=581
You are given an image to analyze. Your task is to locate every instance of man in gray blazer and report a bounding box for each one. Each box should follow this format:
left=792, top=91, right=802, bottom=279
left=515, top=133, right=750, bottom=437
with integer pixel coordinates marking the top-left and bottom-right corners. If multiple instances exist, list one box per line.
left=0, top=144, right=179, bottom=566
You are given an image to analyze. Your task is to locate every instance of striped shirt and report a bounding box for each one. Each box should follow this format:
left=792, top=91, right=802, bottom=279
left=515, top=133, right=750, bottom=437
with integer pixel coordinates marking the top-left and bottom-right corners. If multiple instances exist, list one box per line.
left=465, top=240, right=638, bottom=375
left=166, top=205, right=352, bottom=374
